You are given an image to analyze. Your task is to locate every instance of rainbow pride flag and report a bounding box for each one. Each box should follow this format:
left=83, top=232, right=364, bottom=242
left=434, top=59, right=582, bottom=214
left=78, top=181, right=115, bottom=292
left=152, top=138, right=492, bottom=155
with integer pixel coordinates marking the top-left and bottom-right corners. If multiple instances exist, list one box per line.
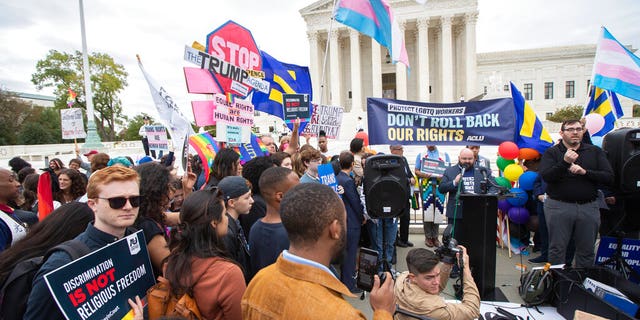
left=189, top=132, right=219, bottom=182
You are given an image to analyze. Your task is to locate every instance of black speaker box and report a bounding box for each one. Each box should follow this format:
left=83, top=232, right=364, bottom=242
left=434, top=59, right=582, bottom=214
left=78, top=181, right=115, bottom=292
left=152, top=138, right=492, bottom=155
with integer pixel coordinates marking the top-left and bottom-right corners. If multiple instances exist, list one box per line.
left=363, top=154, right=409, bottom=219
left=603, top=128, right=640, bottom=193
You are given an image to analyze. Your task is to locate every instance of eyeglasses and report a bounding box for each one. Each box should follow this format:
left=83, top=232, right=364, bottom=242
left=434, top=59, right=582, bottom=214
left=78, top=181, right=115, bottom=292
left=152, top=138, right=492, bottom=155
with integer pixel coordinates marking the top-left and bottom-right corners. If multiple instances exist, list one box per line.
left=563, top=127, right=583, bottom=133
left=97, top=196, right=142, bottom=209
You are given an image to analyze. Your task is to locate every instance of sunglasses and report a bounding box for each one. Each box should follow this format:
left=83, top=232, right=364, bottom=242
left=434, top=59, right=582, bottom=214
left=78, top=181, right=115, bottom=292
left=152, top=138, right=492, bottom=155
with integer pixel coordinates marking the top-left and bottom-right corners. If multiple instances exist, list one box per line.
left=97, top=196, right=142, bottom=209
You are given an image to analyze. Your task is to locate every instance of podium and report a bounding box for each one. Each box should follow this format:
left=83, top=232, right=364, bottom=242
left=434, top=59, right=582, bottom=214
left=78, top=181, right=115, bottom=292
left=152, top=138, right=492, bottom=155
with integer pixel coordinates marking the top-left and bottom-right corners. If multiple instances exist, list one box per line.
left=456, top=193, right=505, bottom=301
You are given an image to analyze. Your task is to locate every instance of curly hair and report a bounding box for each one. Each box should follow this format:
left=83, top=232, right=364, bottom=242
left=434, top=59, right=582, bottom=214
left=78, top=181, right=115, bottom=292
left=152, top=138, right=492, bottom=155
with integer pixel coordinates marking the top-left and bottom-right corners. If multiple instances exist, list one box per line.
left=164, top=189, right=232, bottom=296
left=55, top=168, right=87, bottom=202
left=242, top=156, right=274, bottom=195
left=135, top=162, right=171, bottom=226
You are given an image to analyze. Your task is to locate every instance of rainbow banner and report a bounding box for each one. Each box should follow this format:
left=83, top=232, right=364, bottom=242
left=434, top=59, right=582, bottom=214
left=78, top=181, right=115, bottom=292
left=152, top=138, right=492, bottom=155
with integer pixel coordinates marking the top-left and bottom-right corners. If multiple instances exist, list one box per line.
left=189, top=132, right=219, bottom=182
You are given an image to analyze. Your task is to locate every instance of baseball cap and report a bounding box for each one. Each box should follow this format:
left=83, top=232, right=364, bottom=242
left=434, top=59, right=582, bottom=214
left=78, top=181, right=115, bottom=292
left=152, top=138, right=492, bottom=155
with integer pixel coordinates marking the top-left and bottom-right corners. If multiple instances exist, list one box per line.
left=83, top=150, right=98, bottom=156
left=218, top=176, right=250, bottom=200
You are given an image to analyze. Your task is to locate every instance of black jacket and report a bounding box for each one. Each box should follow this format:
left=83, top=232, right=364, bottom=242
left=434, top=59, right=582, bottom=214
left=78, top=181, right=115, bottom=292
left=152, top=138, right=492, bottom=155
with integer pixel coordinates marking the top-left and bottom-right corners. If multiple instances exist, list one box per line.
left=539, top=142, right=613, bottom=202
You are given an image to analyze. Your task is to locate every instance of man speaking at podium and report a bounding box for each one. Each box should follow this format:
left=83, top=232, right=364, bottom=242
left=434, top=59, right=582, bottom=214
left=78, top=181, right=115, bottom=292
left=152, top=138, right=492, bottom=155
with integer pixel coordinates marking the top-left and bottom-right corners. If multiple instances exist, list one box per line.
left=439, top=148, right=497, bottom=239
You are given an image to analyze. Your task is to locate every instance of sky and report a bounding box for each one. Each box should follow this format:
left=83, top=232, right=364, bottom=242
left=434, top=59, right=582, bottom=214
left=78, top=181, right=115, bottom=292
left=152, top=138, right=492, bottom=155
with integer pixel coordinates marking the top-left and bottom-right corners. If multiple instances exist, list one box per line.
left=1, top=0, right=639, bottom=123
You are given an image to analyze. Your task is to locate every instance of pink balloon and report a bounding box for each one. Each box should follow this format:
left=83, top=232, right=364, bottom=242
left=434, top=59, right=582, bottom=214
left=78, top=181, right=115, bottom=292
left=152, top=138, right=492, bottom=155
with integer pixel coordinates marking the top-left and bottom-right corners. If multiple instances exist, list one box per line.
left=584, top=113, right=605, bottom=134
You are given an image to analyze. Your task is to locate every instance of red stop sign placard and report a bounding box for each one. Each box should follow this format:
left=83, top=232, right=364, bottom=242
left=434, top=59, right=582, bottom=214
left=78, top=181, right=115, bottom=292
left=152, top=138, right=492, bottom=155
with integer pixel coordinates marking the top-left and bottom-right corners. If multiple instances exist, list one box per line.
left=206, top=20, right=262, bottom=98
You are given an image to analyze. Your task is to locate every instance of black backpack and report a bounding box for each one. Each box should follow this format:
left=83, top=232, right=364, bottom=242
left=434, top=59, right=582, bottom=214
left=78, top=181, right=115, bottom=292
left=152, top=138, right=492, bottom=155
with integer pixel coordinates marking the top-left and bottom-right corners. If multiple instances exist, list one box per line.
left=0, top=239, right=91, bottom=320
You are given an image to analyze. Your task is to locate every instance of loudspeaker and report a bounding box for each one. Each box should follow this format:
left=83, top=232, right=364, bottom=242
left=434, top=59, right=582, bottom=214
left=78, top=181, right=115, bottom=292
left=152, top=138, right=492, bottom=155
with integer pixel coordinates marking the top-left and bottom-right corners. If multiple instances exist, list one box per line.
left=603, top=128, right=640, bottom=193
left=363, top=154, right=410, bottom=218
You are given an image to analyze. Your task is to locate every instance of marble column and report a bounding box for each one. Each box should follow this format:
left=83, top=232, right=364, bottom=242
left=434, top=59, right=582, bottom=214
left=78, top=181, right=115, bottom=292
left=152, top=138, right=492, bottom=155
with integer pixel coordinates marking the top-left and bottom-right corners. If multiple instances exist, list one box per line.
left=395, top=21, right=407, bottom=100
left=329, top=29, right=342, bottom=106
left=417, top=18, right=430, bottom=102
left=465, top=12, right=478, bottom=100
left=440, top=15, right=453, bottom=102
left=307, top=31, right=321, bottom=103
left=371, top=39, right=382, bottom=98
left=349, top=29, right=363, bottom=111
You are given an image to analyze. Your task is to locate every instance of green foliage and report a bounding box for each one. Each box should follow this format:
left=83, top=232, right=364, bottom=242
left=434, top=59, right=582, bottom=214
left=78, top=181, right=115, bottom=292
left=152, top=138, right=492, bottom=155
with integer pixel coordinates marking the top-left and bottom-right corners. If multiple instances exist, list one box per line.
left=31, top=49, right=128, bottom=141
left=546, top=105, right=584, bottom=123
left=633, top=104, right=640, bottom=117
left=17, top=122, right=57, bottom=145
left=0, top=89, right=64, bottom=145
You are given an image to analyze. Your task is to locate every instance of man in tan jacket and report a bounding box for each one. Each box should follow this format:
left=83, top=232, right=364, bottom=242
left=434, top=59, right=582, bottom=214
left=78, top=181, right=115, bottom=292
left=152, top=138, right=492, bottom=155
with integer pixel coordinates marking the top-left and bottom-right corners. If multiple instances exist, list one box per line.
left=394, top=247, right=480, bottom=320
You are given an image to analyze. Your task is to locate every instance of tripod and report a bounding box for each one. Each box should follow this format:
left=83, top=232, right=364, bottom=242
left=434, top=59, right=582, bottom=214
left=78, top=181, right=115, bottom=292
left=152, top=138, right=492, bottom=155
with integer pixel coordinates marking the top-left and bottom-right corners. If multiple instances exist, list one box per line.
left=599, top=231, right=640, bottom=281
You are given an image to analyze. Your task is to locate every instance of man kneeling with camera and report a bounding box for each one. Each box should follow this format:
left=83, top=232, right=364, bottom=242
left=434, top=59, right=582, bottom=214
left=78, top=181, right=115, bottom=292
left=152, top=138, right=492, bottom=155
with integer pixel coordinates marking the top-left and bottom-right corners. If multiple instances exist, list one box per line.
left=394, top=246, right=480, bottom=320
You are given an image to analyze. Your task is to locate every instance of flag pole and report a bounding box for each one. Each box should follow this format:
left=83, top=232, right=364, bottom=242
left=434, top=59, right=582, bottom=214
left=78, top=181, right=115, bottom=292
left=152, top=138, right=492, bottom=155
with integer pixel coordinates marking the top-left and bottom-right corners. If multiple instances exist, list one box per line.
left=319, top=0, right=340, bottom=106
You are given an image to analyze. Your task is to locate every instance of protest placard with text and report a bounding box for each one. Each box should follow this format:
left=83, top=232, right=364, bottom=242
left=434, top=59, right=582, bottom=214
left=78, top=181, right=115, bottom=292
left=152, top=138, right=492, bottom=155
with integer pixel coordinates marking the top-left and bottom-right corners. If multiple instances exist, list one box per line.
left=60, top=108, right=87, bottom=139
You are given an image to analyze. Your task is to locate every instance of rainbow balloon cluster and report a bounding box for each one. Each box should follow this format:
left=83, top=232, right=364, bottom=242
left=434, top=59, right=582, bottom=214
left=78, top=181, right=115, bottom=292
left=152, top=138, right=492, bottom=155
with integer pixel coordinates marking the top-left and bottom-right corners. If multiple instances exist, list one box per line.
left=495, top=141, right=541, bottom=224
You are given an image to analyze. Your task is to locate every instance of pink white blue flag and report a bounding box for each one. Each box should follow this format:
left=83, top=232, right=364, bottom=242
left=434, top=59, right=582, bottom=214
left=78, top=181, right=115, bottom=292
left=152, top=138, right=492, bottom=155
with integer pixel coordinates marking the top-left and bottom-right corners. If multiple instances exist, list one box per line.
left=593, top=27, right=640, bottom=101
left=334, top=0, right=409, bottom=67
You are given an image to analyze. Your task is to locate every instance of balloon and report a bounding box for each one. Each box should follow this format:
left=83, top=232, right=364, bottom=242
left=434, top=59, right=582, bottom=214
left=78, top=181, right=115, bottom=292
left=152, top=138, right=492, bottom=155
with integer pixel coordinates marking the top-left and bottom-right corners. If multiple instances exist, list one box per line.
left=518, top=171, right=538, bottom=191
left=518, top=148, right=540, bottom=160
left=496, top=156, right=515, bottom=172
left=584, top=113, right=605, bottom=134
left=504, top=164, right=524, bottom=182
left=495, top=176, right=513, bottom=189
left=498, top=141, right=520, bottom=160
left=591, top=136, right=603, bottom=147
left=508, top=206, right=530, bottom=224
left=498, top=199, right=512, bottom=212
left=507, top=187, right=528, bottom=206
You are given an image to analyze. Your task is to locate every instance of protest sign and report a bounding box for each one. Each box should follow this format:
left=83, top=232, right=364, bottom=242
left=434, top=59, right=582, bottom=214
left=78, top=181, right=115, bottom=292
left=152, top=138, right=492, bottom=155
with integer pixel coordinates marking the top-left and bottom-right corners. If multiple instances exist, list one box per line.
left=205, top=21, right=263, bottom=98
left=282, top=94, right=311, bottom=122
left=213, top=93, right=253, bottom=144
left=367, top=97, right=515, bottom=145
left=60, top=108, right=87, bottom=139
left=596, top=237, right=640, bottom=283
left=302, top=104, right=344, bottom=139
left=145, top=125, right=169, bottom=152
left=420, top=158, right=447, bottom=178
left=318, top=163, right=339, bottom=195
left=44, top=231, right=155, bottom=320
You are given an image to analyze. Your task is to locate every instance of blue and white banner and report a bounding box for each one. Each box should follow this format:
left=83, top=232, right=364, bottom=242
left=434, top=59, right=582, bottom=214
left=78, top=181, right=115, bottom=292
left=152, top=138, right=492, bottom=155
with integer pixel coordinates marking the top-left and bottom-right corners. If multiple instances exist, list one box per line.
left=367, top=97, right=515, bottom=145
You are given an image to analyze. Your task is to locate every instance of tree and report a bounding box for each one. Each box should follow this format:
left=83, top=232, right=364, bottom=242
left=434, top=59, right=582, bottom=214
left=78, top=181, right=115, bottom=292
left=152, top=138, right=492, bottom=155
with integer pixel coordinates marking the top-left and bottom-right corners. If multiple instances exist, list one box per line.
left=120, top=113, right=153, bottom=141
left=31, top=50, right=128, bottom=141
left=0, top=89, right=64, bottom=145
left=546, top=105, right=584, bottom=123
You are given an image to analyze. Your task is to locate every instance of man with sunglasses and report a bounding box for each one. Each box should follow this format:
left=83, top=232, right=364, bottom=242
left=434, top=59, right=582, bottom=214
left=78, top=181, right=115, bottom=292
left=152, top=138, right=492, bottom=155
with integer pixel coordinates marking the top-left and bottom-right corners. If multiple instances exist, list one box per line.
left=539, top=119, right=613, bottom=268
left=25, top=166, right=141, bottom=320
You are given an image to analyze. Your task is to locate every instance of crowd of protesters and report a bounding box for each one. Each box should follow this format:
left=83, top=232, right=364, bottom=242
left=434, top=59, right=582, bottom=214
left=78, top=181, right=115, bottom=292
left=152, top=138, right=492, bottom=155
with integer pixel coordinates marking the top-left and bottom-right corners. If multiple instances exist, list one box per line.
left=0, top=117, right=623, bottom=320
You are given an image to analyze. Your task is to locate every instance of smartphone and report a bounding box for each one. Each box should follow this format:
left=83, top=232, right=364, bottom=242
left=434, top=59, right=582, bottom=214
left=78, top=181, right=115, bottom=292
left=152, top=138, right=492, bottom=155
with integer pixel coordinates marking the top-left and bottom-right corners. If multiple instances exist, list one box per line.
left=356, top=247, right=379, bottom=291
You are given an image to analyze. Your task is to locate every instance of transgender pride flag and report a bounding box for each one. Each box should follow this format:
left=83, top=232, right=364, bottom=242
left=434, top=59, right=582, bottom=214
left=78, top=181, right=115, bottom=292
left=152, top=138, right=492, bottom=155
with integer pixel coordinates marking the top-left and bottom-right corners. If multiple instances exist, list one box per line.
left=334, top=0, right=409, bottom=67
left=593, top=27, right=640, bottom=101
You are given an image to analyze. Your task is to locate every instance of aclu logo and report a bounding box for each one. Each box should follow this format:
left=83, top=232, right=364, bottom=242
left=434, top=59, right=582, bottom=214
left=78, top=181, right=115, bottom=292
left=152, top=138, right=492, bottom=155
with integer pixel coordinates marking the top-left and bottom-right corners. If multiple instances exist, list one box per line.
left=126, top=233, right=141, bottom=255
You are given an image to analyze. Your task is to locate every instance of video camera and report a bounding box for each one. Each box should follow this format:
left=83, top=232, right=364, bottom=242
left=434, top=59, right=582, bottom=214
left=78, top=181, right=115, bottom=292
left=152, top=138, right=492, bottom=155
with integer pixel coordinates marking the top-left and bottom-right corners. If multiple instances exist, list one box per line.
left=435, top=235, right=461, bottom=265
left=435, top=235, right=464, bottom=299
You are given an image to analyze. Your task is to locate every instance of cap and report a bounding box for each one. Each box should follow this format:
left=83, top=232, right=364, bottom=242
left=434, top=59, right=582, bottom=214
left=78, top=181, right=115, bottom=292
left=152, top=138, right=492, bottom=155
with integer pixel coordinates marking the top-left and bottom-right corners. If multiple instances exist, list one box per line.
left=218, top=176, right=250, bottom=200
left=137, top=156, right=154, bottom=165
left=83, top=150, right=98, bottom=156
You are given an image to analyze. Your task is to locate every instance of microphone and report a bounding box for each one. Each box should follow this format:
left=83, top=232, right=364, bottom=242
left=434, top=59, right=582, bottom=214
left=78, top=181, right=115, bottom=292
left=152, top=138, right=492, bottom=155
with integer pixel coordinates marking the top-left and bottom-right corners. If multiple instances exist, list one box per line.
left=458, top=165, right=467, bottom=193
left=478, top=166, right=488, bottom=194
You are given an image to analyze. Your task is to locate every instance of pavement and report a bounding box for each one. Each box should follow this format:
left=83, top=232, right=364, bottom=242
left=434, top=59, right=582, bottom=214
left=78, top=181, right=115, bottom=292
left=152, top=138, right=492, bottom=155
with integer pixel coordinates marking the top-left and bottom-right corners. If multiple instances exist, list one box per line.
left=345, top=232, right=548, bottom=318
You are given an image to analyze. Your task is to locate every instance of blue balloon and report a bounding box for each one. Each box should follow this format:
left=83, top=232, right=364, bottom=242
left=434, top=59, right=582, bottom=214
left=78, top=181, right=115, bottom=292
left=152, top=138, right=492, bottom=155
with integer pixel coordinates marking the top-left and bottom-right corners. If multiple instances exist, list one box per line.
left=508, top=206, right=530, bottom=224
left=507, top=187, right=528, bottom=206
left=591, top=136, right=603, bottom=147
left=498, top=199, right=512, bottom=212
left=518, top=171, right=538, bottom=191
